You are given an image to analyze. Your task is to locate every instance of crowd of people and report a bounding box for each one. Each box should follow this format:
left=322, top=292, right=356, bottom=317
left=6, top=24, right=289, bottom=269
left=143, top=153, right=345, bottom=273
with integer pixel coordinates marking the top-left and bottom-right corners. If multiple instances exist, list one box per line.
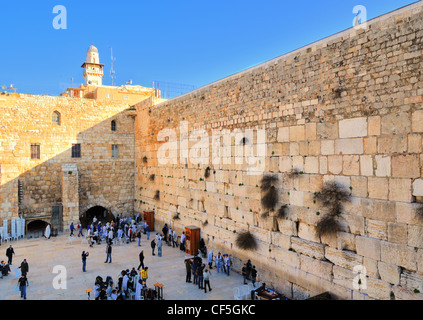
left=2, top=214, right=261, bottom=300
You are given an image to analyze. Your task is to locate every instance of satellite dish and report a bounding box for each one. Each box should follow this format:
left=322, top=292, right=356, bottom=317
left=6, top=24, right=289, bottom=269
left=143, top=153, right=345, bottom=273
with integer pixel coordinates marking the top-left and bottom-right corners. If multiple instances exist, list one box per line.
left=1, top=85, right=6, bottom=90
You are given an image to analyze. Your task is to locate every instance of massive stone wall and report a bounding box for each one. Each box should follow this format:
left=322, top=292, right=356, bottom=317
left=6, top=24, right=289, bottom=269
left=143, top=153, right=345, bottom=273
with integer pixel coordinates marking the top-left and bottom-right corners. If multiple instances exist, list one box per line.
left=134, top=2, right=423, bottom=300
left=0, top=93, right=137, bottom=229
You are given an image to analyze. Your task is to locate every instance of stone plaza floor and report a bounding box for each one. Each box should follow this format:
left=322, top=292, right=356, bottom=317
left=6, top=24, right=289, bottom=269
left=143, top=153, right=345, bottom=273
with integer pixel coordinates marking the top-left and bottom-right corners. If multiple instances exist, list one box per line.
left=0, top=233, right=246, bottom=300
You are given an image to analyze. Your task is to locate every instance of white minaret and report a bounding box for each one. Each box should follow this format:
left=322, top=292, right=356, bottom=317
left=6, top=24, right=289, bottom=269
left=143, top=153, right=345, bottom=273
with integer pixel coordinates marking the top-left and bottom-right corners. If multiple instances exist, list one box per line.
left=82, top=45, right=104, bottom=86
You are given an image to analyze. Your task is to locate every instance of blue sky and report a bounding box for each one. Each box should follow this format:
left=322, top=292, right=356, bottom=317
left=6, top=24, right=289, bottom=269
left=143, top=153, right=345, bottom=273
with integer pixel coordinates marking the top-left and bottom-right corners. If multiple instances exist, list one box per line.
left=0, top=0, right=417, bottom=96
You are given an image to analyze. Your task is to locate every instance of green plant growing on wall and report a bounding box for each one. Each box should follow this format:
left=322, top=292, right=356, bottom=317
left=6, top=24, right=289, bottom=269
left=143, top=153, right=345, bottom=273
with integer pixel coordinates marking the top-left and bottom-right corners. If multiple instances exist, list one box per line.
left=235, top=230, right=257, bottom=251
left=313, top=181, right=350, bottom=237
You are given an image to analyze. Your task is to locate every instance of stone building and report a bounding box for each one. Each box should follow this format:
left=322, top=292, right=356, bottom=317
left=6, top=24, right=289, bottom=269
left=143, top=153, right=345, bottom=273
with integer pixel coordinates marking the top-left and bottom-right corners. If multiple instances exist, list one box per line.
left=133, top=2, right=423, bottom=300
left=0, top=45, right=158, bottom=234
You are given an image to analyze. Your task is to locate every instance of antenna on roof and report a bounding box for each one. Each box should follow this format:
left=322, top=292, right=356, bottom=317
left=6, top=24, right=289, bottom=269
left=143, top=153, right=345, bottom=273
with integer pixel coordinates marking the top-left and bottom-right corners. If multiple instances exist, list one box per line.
left=110, top=47, right=116, bottom=86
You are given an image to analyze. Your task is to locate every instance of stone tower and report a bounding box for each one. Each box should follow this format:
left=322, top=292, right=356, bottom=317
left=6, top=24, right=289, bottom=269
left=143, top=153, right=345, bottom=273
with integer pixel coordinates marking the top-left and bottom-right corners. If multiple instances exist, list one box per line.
left=81, top=45, right=104, bottom=86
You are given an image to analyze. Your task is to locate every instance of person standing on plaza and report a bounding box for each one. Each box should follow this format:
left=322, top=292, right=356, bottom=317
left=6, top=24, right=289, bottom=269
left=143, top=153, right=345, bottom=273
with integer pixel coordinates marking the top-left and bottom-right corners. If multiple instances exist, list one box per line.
left=140, top=266, right=148, bottom=285
left=137, top=228, right=142, bottom=246
left=185, top=259, right=192, bottom=283
left=82, top=250, right=89, bottom=272
left=77, top=222, right=83, bottom=237
left=70, top=222, right=75, bottom=236
left=172, top=229, right=177, bottom=248
left=203, top=268, right=212, bottom=293
left=197, top=263, right=205, bottom=290
left=105, top=243, right=112, bottom=263
left=162, top=224, right=169, bottom=244
left=242, top=263, right=248, bottom=284
left=44, top=223, right=51, bottom=239
left=157, top=235, right=163, bottom=257
left=17, top=274, right=29, bottom=299
left=251, top=265, right=258, bottom=287
left=207, top=249, right=214, bottom=269
left=6, top=245, right=15, bottom=265
left=224, top=254, right=231, bottom=276
left=215, top=252, right=223, bottom=273
left=137, top=250, right=145, bottom=271
left=151, top=238, right=156, bottom=256
left=145, top=223, right=150, bottom=240
left=180, top=232, right=185, bottom=251
left=19, top=259, right=29, bottom=277
left=246, top=259, right=252, bottom=280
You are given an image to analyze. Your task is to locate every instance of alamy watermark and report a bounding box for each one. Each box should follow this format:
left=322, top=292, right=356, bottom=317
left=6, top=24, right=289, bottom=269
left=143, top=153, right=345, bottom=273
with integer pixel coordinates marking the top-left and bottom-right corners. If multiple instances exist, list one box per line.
left=353, top=5, right=368, bottom=30
left=52, top=5, right=67, bottom=30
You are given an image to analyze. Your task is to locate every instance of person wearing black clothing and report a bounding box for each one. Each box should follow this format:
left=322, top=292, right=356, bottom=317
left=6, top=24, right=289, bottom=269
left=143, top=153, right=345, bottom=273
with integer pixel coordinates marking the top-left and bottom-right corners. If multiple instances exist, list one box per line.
left=246, top=259, right=252, bottom=280
left=162, top=224, right=169, bottom=244
left=81, top=251, right=89, bottom=272
left=242, top=263, right=248, bottom=284
left=6, top=245, right=15, bottom=265
left=185, top=259, right=192, bottom=283
left=137, top=250, right=145, bottom=271
left=105, top=243, right=112, bottom=263
left=18, top=275, right=29, bottom=299
left=197, top=263, right=205, bottom=289
left=251, top=265, right=257, bottom=286
left=151, top=239, right=156, bottom=256
left=19, top=259, right=29, bottom=277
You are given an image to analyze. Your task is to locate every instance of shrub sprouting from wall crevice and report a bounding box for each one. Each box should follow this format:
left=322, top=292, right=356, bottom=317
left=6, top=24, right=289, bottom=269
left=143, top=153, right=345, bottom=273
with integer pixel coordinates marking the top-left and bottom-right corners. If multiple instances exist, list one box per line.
left=235, top=230, right=257, bottom=251
left=260, top=174, right=279, bottom=213
left=314, top=181, right=350, bottom=237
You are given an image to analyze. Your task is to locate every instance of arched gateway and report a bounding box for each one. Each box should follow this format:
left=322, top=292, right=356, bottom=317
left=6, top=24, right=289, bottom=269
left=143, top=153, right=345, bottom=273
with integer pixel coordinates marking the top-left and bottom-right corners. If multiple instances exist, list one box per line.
left=80, top=206, right=115, bottom=228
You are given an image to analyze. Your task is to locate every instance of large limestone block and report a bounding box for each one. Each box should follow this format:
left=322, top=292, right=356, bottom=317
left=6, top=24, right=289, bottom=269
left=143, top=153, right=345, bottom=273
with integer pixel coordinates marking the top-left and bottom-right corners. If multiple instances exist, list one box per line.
left=298, top=222, right=320, bottom=243
left=277, top=127, right=290, bottom=142
left=321, top=140, right=334, bottom=155
left=391, top=155, right=420, bottom=178
left=328, top=155, right=343, bottom=174
left=381, top=112, right=411, bottom=135
left=360, top=155, right=373, bottom=176
left=343, top=155, right=360, bottom=176
left=387, top=222, right=408, bottom=244
left=300, top=254, right=334, bottom=281
left=325, top=246, right=363, bottom=270
left=389, top=178, right=412, bottom=202
left=291, top=237, right=326, bottom=260
left=368, top=116, right=381, bottom=136
left=335, top=138, right=364, bottom=155
left=374, top=155, right=391, bottom=177
left=368, top=177, right=388, bottom=200
left=399, top=270, right=423, bottom=293
left=380, top=241, right=417, bottom=271
left=339, top=117, right=367, bottom=138
left=317, top=122, right=338, bottom=140
left=377, top=136, right=407, bottom=154
left=411, top=110, right=423, bottom=133
left=355, top=235, right=381, bottom=260
left=392, top=285, right=423, bottom=300
left=412, top=179, right=423, bottom=197
left=289, top=125, right=305, bottom=142
left=304, top=156, right=319, bottom=174
left=378, top=261, right=401, bottom=285
left=366, top=218, right=388, bottom=240
left=408, top=225, right=423, bottom=249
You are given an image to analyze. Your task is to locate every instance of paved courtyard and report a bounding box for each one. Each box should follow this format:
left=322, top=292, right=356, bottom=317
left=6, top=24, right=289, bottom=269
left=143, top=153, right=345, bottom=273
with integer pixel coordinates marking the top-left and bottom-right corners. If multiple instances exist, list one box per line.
left=0, top=233, right=247, bottom=300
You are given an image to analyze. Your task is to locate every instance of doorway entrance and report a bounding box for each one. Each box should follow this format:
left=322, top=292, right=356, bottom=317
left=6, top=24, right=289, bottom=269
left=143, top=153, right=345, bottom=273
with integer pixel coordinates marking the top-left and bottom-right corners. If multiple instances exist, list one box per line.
left=81, top=206, right=114, bottom=228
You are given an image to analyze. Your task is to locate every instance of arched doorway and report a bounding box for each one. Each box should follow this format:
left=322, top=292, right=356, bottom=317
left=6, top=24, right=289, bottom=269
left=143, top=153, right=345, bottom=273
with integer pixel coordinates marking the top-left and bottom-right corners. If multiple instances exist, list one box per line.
left=81, top=206, right=115, bottom=228
left=27, top=219, right=48, bottom=238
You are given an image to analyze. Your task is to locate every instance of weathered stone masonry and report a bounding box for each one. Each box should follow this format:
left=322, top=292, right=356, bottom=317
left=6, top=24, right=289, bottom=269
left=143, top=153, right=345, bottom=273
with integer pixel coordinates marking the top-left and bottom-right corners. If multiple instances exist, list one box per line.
left=0, top=94, right=138, bottom=229
left=135, top=2, right=423, bottom=299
